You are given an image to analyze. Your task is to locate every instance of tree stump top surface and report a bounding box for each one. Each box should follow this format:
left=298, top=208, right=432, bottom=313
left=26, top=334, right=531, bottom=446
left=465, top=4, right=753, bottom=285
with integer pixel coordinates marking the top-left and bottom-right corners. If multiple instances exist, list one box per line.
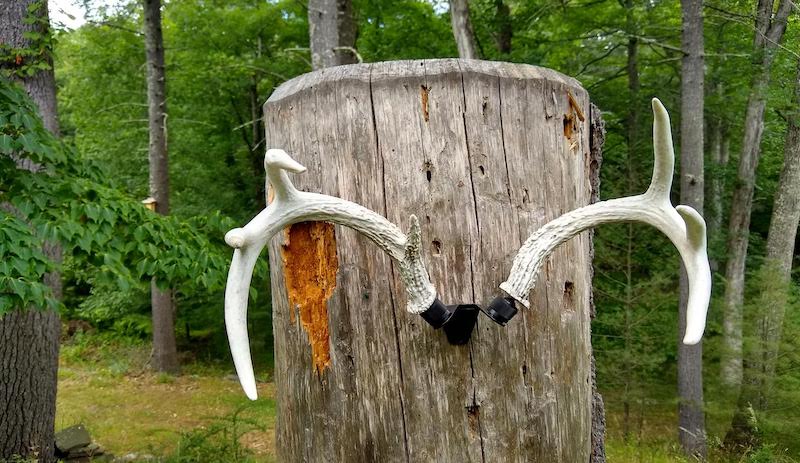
left=268, top=59, right=584, bottom=104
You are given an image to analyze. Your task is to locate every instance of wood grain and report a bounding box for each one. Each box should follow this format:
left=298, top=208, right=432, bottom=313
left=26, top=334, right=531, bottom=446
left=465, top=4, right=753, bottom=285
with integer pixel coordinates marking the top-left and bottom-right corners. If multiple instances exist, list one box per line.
left=264, top=59, right=595, bottom=462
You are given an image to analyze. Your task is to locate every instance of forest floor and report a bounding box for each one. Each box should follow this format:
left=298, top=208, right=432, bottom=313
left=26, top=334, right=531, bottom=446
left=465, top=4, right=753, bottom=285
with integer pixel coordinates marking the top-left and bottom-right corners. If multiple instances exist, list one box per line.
left=55, top=334, right=791, bottom=462
left=56, top=335, right=276, bottom=462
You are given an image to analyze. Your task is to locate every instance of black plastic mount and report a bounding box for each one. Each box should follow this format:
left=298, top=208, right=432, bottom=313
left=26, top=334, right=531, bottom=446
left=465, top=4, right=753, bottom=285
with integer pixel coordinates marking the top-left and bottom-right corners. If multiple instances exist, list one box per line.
left=419, top=296, right=518, bottom=345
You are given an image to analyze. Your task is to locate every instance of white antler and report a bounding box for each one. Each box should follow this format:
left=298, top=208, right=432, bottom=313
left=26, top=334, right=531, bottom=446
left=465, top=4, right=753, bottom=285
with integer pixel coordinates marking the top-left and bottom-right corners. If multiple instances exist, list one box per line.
left=224, top=148, right=436, bottom=400
left=500, top=98, right=711, bottom=345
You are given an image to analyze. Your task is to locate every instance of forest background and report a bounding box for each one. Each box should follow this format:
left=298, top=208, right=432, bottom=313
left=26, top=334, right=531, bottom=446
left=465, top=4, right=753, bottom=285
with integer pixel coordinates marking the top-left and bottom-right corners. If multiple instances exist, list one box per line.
left=2, top=0, right=800, bottom=461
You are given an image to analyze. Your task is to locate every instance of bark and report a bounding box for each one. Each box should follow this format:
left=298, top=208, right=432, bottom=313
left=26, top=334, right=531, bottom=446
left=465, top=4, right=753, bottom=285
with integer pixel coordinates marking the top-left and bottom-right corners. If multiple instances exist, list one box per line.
left=0, top=310, right=60, bottom=462
left=720, top=0, right=792, bottom=388
left=677, top=0, right=706, bottom=457
left=143, top=0, right=179, bottom=374
left=0, top=1, right=60, bottom=461
left=624, top=0, right=639, bottom=166
left=266, top=59, right=596, bottom=462
left=493, top=0, right=512, bottom=54
left=308, top=0, right=358, bottom=70
left=706, top=80, right=729, bottom=260
left=589, top=104, right=607, bottom=463
left=449, top=0, right=480, bottom=59
left=726, top=56, right=800, bottom=450
left=251, top=76, right=267, bottom=207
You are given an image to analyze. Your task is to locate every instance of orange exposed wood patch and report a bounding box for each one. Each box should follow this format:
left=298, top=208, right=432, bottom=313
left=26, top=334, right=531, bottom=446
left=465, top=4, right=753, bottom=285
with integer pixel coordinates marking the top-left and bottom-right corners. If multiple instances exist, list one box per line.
left=563, top=113, right=576, bottom=139
left=567, top=91, right=586, bottom=122
left=281, top=222, right=338, bottom=375
left=563, top=91, right=584, bottom=144
left=420, top=85, right=430, bottom=122
left=564, top=91, right=586, bottom=141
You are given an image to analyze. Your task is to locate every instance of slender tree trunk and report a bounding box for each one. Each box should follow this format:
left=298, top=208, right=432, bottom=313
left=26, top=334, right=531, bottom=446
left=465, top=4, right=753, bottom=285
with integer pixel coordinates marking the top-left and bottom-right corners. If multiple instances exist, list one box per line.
left=144, top=0, right=179, bottom=374
left=624, top=0, right=639, bottom=162
left=678, top=0, right=706, bottom=457
left=761, top=57, right=800, bottom=335
left=493, top=0, right=512, bottom=54
left=308, top=0, right=358, bottom=70
left=622, top=223, right=634, bottom=440
left=720, top=0, right=792, bottom=388
left=0, top=1, right=60, bottom=461
left=706, top=81, right=728, bottom=259
left=251, top=76, right=266, bottom=206
left=727, top=56, right=800, bottom=450
left=621, top=0, right=639, bottom=442
left=449, top=0, right=480, bottom=59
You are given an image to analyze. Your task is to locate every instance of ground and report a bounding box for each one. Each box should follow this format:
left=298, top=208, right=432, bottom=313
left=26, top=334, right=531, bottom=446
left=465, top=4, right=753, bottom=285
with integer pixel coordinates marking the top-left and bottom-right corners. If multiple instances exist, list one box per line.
left=55, top=335, right=794, bottom=462
left=56, top=335, right=275, bottom=462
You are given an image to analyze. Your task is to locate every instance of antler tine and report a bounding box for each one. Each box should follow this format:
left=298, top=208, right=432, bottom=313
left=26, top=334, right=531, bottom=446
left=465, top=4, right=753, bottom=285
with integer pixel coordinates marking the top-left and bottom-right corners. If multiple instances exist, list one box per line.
left=500, top=98, right=711, bottom=346
left=224, top=149, right=437, bottom=399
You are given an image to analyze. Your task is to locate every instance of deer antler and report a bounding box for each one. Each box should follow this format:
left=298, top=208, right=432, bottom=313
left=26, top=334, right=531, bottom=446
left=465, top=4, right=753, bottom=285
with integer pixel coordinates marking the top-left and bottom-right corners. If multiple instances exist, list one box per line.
left=224, top=149, right=436, bottom=400
left=500, top=98, right=711, bottom=345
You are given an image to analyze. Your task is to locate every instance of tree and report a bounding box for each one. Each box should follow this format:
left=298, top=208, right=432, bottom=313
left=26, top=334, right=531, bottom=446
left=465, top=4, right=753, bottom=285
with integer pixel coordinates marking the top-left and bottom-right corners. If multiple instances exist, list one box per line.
left=144, top=0, right=179, bottom=374
left=264, top=59, right=598, bottom=463
left=677, top=0, right=705, bottom=457
left=449, top=0, right=480, bottom=59
left=0, top=1, right=61, bottom=460
left=726, top=55, right=800, bottom=450
left=491, top=0, right=511, bottom=54
left=720, top=0, right=793, bottom=387
left=308, top=0, right=358, bottom=69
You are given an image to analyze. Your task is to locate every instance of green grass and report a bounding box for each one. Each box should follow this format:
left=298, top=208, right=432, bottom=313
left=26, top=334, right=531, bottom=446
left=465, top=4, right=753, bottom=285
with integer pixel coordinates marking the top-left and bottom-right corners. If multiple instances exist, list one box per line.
left=57, top=335, right=276, bottom=461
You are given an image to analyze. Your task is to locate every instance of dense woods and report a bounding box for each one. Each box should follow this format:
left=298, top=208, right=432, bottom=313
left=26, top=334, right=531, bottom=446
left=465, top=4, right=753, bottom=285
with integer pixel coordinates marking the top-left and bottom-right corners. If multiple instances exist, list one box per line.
left=2, top=0, right=800, bottom=461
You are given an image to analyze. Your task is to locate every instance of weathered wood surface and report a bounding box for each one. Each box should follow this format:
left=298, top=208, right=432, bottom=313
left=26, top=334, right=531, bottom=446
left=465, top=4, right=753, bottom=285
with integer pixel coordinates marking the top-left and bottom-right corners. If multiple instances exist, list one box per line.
left=264, top=59, right=595, bottom=462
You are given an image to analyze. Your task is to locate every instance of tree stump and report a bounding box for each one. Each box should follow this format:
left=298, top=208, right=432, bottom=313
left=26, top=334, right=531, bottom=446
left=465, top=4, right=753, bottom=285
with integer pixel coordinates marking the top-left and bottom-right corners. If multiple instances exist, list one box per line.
left=264, top=59, right=596, bottom=462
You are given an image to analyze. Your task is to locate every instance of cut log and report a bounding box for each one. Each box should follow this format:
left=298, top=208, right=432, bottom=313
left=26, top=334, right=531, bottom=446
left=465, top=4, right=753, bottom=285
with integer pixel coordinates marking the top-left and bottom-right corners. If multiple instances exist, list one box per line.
left=264, top=59, right=597, bottom=462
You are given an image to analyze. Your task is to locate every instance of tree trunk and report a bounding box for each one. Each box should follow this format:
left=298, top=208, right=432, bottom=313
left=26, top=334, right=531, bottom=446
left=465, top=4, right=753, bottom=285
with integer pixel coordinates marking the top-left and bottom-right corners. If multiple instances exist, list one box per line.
left=589, top=104, right=607, bottom=463
left=308, top=0, right=358, bottom=70
left=706, top=81, right=728, bottom=258
left=726, top=56, right=800, bottom=450
left=143, top=0, right=179, bottom=374
left=720, top=0, right=792, bottom=388
left=0, top=1, right=60, bottom=461
left=624, top=0, right=639, bottom=172
left=265, top=59, right=596, bottom=463
left=621, top=1, right=639, bottom=439
left=677, top=0, right=706, bottom=457
left=493, top=0, right=512, bottom=54
left=0, top=310, right=60, bottom=462
left=449, top=0, right=480, bottom=59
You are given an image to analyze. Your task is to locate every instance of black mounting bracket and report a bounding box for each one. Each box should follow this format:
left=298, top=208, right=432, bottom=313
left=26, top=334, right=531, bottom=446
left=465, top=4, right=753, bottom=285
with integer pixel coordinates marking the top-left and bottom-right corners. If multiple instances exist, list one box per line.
left=419, top=296, right=519, bottom=345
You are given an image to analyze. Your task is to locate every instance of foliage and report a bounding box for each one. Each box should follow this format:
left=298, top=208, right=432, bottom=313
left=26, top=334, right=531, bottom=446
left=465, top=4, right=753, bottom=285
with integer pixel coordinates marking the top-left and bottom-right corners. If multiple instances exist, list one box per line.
left=0, top=1, right=55, bottom=79
left=355, top=0, right=456, bottom=60
left=164, top=404, right=268, bottom=463
left=0, top=77, right=232, bottom=313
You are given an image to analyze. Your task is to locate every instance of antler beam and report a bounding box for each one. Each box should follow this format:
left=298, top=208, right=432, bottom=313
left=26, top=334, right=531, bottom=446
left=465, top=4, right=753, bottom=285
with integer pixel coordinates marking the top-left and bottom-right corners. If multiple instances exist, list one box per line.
left=224, top=149, right=436, bottom=400
left=500, top=98, right=711, bottom=345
